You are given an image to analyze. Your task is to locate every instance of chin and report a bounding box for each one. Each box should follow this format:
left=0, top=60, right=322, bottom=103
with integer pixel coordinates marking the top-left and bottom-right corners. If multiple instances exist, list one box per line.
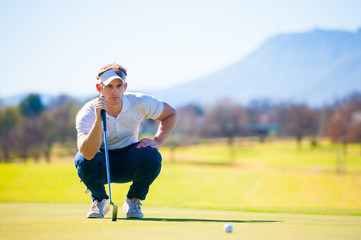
left=109, top=99, right=121, bottom=104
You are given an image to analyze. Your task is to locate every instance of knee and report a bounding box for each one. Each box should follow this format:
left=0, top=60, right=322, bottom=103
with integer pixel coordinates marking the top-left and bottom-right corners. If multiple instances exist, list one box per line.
left=141, top=147, right=162, bottom=170
left=75, top=151, right=104, bottom=175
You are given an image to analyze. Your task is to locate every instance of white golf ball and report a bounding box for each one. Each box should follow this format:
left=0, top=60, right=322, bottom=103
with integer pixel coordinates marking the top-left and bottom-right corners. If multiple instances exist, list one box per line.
left=223, top=223, right=233, bottom=233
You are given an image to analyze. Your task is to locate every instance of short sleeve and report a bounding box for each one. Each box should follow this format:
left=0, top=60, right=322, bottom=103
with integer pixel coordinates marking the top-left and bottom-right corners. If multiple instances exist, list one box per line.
left=75, top=100, right=96, bottom=137
left=141, top=94, right=164, bottom=119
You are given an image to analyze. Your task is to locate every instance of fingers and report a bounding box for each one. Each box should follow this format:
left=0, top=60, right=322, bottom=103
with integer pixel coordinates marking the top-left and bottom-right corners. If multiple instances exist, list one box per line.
left=137, top=138, right=160, bottom=149
left=95, top=97, right=107, bottom=116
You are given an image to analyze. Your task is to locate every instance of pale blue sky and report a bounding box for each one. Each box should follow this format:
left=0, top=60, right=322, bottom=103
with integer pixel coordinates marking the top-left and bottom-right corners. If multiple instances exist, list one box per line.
left=0, top=0, right=360, bottom=98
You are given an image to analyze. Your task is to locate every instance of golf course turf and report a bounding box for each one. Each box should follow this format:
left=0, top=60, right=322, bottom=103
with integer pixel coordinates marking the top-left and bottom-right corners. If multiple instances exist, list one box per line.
left=1, top=140, right=361, bottom=239
left=1, top=203, right=361, bottom=240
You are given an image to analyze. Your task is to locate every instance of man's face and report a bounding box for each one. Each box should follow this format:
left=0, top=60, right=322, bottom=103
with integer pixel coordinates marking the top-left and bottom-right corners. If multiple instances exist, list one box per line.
left=102, top=78, right=127, bottom=105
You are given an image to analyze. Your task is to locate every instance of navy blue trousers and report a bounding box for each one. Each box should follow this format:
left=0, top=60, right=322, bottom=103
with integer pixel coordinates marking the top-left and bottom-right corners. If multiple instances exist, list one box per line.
left=74, top=142, right=162, bottom=201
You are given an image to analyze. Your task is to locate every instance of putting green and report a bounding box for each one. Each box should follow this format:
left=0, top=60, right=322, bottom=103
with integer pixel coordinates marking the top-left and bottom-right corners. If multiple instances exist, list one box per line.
left=0, top=203, right=360, bottom=240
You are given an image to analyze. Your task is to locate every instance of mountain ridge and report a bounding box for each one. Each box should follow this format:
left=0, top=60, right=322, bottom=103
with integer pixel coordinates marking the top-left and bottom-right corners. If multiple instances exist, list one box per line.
left=2, top=28, right=361, bottom=108
left=151, top=28, right=361, bottom=107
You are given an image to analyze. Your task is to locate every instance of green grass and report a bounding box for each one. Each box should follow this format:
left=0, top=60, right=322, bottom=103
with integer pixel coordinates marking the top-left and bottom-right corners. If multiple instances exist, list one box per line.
left=1, top=139, right=361, bottom=239
left=1, top=159, right=361, bottom=215
left=162, top=139, right=361, bottom=171
left=1, top=203, right=361, bottom=240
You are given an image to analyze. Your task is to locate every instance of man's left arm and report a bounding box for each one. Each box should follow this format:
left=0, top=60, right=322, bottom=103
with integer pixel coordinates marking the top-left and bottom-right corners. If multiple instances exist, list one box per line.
left=137, top=102, right=177, bottom=149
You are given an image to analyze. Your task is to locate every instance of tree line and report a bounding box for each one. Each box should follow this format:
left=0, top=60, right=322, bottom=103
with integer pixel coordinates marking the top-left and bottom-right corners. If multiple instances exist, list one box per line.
left=170, top=92, right=361, bottom=150
left=0, top=92, right=360, bottom=163
left=0, top=94, right=79, bottom=162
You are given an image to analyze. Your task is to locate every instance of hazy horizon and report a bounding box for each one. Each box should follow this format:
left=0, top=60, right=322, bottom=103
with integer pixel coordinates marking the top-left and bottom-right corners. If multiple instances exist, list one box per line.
left=1, top=0, right=361, bottom=98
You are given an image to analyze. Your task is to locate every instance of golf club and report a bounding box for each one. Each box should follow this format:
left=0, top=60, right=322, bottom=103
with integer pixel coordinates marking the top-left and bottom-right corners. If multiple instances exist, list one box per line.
left=101, top=101, right=118, bottom=221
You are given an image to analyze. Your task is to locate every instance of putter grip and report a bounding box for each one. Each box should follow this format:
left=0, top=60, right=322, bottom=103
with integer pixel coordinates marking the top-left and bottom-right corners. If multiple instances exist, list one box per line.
left=101, top=109, right=107, bottom=131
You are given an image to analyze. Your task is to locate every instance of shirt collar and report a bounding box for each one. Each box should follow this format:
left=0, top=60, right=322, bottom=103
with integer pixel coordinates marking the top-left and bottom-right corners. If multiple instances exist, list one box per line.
left=120, top=94, right=130, bottom=115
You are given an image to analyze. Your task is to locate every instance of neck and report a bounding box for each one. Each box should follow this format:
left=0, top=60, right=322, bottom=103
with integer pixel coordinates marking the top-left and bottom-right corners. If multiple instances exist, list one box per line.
left=107, top=99, right=123, bottom=117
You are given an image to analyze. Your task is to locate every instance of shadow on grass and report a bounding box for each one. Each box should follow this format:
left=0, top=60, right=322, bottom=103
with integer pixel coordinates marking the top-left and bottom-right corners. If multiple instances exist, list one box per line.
left=113, top=217, right=281, bottom=223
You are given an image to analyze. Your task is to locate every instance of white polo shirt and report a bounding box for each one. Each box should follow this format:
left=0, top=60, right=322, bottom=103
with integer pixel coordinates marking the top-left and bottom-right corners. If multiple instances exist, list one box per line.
left=76, top=92, right=164, bottom=150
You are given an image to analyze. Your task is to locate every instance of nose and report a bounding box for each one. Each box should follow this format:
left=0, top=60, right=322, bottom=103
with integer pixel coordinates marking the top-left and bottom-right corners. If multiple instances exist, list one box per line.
left=113, top=87, right=120, bottom=94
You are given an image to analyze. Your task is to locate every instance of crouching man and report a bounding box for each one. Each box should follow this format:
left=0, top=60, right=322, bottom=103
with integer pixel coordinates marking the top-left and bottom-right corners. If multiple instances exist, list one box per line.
left=74, top=63, right=177, bottom=218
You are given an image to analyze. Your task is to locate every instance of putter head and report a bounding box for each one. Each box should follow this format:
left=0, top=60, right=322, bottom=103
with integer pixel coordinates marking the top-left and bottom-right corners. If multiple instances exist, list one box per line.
left=112, top=205, right=118, bottom=221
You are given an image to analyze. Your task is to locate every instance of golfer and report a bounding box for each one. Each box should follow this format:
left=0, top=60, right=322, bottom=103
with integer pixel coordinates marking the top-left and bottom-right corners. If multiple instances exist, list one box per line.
left=74, top=63, right=177, bottom=219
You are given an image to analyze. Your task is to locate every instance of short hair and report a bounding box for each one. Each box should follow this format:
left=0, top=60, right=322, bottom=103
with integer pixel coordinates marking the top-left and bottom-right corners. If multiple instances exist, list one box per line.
left=97, top=63, right=127, bottom=81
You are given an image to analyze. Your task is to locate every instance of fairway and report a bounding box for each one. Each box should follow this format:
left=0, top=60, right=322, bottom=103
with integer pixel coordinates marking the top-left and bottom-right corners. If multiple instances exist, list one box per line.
left=1, top=203, right=361, bottom=240
left=1, top=140, right=361, bottom=239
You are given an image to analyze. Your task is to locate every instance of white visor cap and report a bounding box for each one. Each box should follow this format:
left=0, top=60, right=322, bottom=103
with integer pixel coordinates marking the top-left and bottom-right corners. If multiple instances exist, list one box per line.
left=99, top=69, right=126, bottom=85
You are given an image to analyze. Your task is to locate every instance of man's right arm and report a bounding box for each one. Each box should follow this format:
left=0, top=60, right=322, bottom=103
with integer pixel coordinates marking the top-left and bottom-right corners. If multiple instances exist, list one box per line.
left=77, top=97, right=107, bottom=160
left=77, top=118, right=103, bottom=160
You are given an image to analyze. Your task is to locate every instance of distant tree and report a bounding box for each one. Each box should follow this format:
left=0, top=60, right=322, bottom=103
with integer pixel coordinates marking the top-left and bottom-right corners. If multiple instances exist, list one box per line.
left=346, top=111, right=361, bottom=141
left=346, top=110, right=361, bottom=156
left=0, top=107, right=21, bottom=161
left=0, top=95, right=80, bottom=163
left=344, top=94, right=361, bottom=146
left=18, top=94, right=44, bottom=118
left=282, top=104, right=319, bottom=148
left=247, top=99, right=272, bottom=123
left=140, top=118, right=159, bottom=136
left=0, top=106, right=20, bottom=134
left=175, top=104, right=203, bottom=144
left=203, top=99, right=246, bottom=163
left=328, top=93, right=361, bottom=155
left=164, top=104, right=203, bottom=161
left=328, top=108, right=349, bottom=151
left=13, top=117, right=43, bottom=161
left=245, top=101, right=289, bottom=141
left=54, top=101, right=78, bottom=144
left=40, top=112, right=58, bottom=163
left=40, top=100, right=79, bottom=162
left=47, top=94, right=77, bottom=110
left=317, top=103, right=335, bottom=139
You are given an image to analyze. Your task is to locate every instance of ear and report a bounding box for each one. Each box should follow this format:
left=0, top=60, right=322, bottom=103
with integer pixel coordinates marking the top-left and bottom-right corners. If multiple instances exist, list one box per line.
left=124, top=82, right=128, bottom=91
left=96, top=83, right=101, bottom=93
